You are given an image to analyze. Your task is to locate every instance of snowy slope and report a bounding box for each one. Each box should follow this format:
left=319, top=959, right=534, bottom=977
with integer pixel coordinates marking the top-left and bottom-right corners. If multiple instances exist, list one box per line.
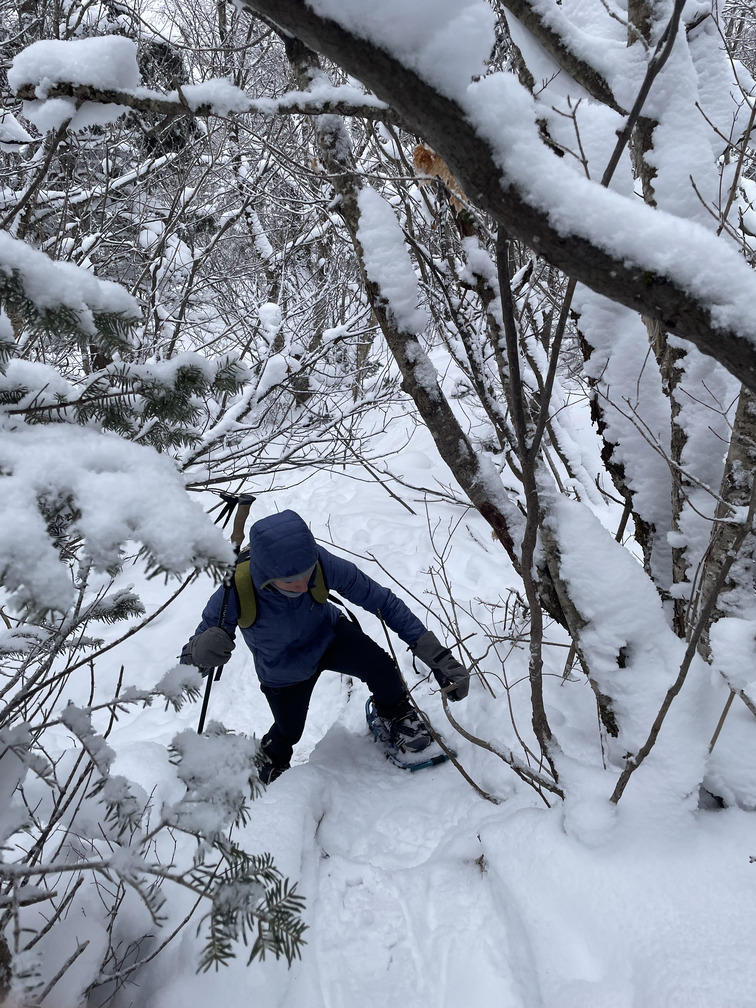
left=90, top=419, right=756, bottom=1008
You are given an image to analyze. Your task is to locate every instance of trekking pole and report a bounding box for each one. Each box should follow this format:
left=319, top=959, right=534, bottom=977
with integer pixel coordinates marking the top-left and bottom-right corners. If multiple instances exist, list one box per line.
left=197, top=491, right=255, bottom=733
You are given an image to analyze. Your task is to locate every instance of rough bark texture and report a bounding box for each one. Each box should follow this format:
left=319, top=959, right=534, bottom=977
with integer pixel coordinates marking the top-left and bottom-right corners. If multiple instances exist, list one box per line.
left=698, top=385, right=756, bottom=655
left=0, top=936, right=10, bottom=1004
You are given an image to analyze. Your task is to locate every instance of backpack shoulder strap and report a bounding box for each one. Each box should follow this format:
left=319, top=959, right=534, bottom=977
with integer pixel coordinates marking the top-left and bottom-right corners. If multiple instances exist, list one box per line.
left=234, top=548, right=257, bottom=628
left=313, top=559, right=360, bottom=625
left=311, top=560, right=328, bottom=604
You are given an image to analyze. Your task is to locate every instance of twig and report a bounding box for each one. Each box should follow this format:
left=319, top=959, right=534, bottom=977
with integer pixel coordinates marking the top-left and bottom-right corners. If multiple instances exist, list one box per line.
left=708, top=689, right=735, bottom=753
left=377, top=613, right=500, bottom=804
left=440, top=690, right=561, bottom=802
left=35, top=939, right=90, bottom=1004
left=3, top=570, right=200, bottom=718
left=600, top=0, right=687, bottom=188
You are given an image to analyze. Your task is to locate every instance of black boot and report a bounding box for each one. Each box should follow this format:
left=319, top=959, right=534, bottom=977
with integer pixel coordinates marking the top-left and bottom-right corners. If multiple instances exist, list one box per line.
left=255, top=736, right=290, bottom=784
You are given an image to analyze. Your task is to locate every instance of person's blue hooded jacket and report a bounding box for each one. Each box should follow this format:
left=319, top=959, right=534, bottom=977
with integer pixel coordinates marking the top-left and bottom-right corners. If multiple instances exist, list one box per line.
left=193, top=510, right=427, bottom=687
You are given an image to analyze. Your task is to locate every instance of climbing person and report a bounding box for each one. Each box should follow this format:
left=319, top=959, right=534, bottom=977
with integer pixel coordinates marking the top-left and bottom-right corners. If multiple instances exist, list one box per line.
left=181, top=509, right=470, bottom=783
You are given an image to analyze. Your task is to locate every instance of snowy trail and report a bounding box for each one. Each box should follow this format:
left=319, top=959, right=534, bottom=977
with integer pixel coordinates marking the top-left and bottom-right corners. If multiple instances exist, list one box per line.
left=191, top=651, right=541, bottom=1008
left=303, top=724, right=531, bottom=1008
left=164, top=644, right=756, bottom=1008
left=208, top=653, right=540, bottom=1008
left=121, top=463, right=756, bottom=1008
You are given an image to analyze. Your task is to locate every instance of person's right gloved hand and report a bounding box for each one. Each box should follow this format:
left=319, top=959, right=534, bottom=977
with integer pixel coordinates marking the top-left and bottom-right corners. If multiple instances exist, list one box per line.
left=184, top=627, right=235, bottom=669
left=411, top=630, right=470, bottom=701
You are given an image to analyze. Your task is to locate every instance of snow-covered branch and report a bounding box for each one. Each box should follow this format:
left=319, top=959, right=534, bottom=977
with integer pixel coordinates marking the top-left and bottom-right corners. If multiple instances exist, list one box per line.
left=8, top=35, right=394, bottom=129
left=12, top=79, right=396, bottom=124
left=241, top=0, right=756, bottom=393
left=495, top=0, right=625, bottom=112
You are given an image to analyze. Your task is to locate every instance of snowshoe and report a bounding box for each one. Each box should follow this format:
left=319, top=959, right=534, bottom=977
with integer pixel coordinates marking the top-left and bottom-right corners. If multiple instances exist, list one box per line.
left=365, top=698, right=454, bottom=771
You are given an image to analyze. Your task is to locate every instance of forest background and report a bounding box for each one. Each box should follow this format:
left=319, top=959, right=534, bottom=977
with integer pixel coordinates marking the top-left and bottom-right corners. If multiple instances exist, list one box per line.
left=3, top=0, right=756, bottom=1004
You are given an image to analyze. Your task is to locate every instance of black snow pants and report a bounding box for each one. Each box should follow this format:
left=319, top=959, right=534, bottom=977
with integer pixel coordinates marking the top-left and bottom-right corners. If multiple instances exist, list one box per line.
left=259, top=617, right=406, bottom=767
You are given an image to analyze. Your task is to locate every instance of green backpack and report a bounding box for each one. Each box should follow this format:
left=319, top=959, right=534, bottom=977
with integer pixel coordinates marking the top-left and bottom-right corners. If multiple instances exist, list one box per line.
left=233, top=548, right=329, bottom=628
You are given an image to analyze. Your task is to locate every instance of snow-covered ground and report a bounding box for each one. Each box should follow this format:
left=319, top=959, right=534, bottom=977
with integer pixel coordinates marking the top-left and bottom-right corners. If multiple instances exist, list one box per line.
left=87, top=418, right=756, bottom=1008
left=7, top=1, right=756, bottom=1002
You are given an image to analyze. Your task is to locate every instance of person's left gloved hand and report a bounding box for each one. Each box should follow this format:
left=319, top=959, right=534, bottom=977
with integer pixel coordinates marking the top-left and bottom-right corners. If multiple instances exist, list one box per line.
left=182, top=626, right=235, bottom=670
left=411, top=630, right=470, bottom=701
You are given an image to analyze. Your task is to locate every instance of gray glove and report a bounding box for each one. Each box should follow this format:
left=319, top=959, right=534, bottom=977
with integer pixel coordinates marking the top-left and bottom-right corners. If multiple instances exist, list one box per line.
left=411, top=630, right=470, bottom=701
left=186, top=627, right=235, bottom=669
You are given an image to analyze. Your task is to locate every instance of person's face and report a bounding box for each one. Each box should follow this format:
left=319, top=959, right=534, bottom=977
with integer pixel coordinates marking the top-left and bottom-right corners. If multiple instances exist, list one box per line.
left=271, top=576, right=310, bottom=594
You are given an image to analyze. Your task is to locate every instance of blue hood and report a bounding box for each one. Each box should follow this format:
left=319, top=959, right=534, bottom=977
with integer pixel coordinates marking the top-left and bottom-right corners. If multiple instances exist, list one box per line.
left=190, top=509, right=427, bottom=687
left=247, top=510, right=318, bottom=589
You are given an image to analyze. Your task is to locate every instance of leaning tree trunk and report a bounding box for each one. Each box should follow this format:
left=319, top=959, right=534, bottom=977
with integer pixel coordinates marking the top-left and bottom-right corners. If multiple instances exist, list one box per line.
left=281, top=33, right=563, bottom=769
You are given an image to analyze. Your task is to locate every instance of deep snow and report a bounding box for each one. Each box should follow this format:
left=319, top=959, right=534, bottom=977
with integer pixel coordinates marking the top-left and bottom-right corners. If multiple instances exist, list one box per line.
left=88, top=419, right=756, bottom=1008
left=6, top=3, right=756, bottom=1002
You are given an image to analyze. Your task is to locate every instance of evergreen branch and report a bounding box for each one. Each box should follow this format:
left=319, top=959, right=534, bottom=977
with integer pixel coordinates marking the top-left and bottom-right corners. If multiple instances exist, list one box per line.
left=0, top=270, right=137, bottom=357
